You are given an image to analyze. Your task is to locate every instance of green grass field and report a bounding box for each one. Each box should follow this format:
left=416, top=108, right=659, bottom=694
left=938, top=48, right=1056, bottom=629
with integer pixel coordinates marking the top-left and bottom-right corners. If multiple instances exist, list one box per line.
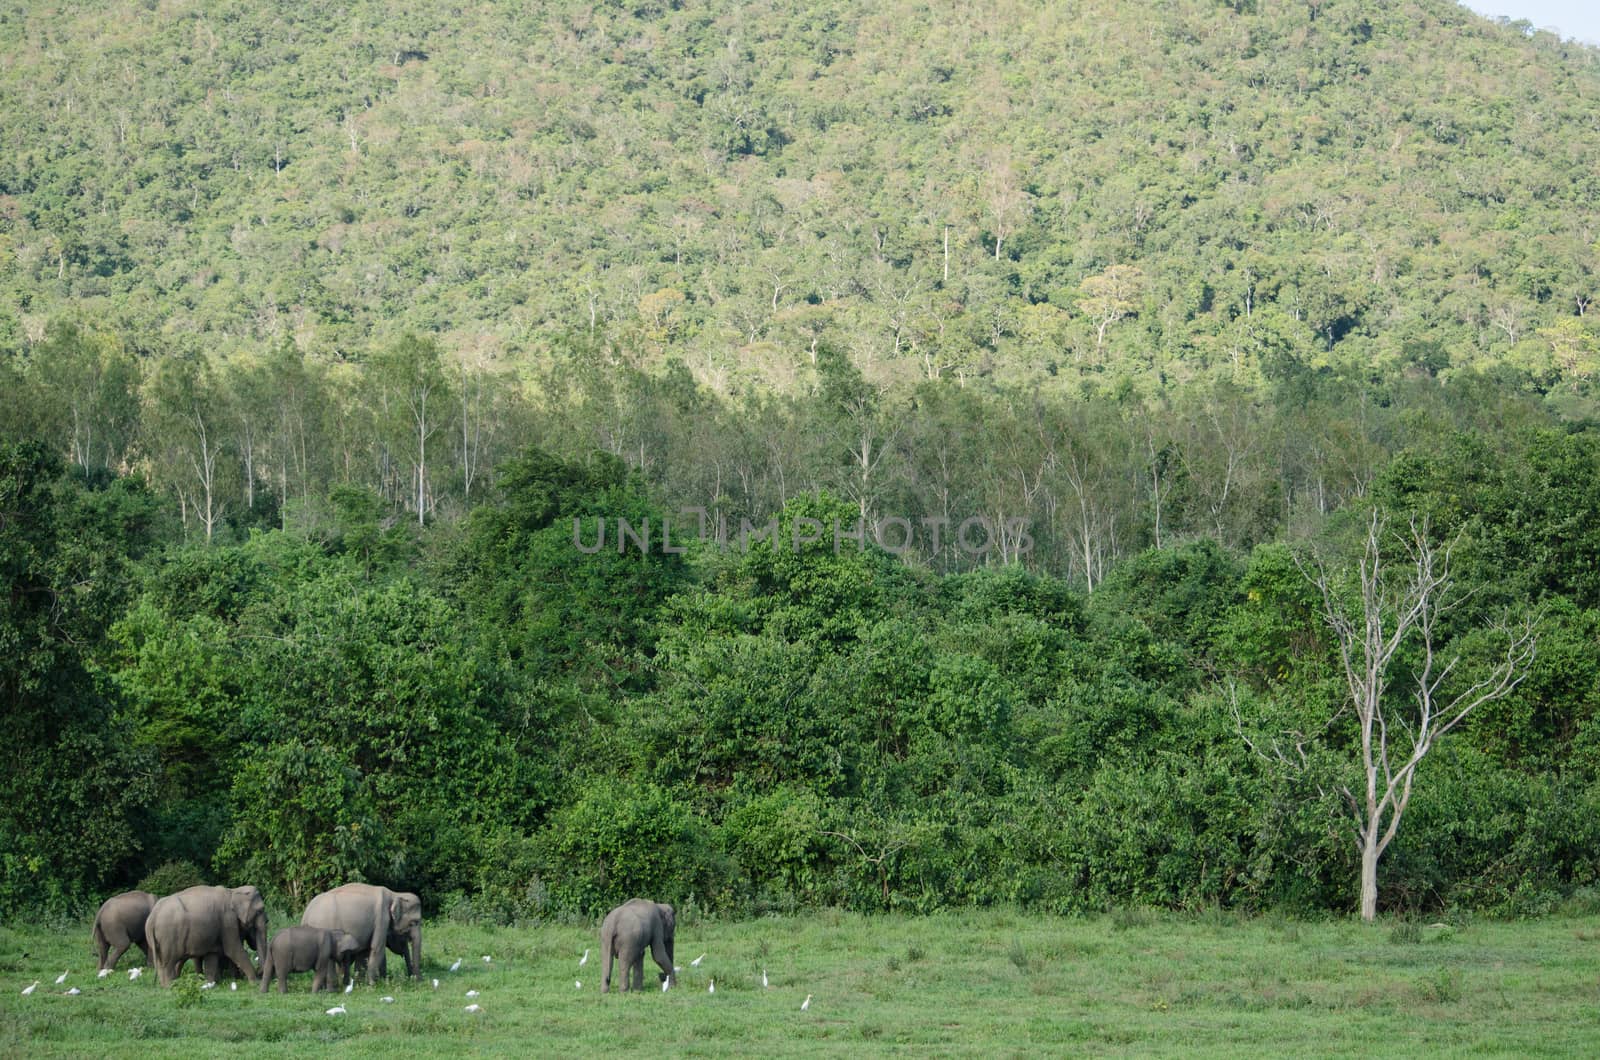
left=4, top=909, right=1599, bottom=1057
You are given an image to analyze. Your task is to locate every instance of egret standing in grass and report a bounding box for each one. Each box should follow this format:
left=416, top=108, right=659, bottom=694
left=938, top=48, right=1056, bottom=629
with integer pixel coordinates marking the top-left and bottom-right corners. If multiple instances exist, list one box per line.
left=801, top=994, right=811, bottom=1011
left=21, top=982, right=38, bottom=995
left=98, top=968, right=110, bottom=979
left=64, top=987, right=81, bottom=996
left=128, top=967, right=142, bottom=981
left=690, top=954, right=705, bottom=967
left=762, top=968, right=769, bottom=988
left=450, top=958, right=462, bottom=972
left=579, top=949, right=589, bottom=967
left=54, top=971, right=67, bottom=985
left=344, top=978, right=353, bottom=994
left=708, top=979, right=715, bottom=994
left=326, top=1005, right=346, bottom=1016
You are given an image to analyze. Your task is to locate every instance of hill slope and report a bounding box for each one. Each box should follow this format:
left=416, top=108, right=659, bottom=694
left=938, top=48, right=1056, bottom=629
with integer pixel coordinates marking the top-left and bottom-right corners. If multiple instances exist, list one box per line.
left=1, top=0, right=1598, bottom=391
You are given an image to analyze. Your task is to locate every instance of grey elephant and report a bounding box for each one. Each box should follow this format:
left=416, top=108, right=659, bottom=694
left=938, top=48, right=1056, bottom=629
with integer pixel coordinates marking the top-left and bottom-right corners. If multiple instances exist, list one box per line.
left=146, top=885, right=268, bottom=987
left=301, top=883, right=422, bottom=984
left=259, top=926, right=363, bottom=993
left=92, top=890, right=157, bottom=972
left=600, top=898, right=675, bottom=993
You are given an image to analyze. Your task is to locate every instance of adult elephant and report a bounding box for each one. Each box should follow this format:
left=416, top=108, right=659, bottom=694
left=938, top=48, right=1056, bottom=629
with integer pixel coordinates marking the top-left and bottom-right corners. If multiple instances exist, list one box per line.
left=600, top=898, right=675, bottom=993
left=92, top=890, right=157, bottom=973
left=146, top=885, right=268, bottom=987
left=301, top=883, right=422, bottom=984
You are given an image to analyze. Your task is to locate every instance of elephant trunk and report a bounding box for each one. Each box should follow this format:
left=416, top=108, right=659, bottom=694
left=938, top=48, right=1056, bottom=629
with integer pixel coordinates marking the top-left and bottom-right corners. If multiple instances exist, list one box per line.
left=407, top=926, right=422, bottom=980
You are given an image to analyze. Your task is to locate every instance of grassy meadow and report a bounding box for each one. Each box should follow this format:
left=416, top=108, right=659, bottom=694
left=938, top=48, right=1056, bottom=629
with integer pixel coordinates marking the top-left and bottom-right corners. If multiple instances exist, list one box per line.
left=3, top=909, right=1600, bottom=1056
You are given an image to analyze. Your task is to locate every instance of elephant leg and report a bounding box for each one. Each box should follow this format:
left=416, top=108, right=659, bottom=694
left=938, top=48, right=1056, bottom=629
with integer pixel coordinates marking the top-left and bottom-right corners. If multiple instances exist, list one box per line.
left=649, top=932, right=673, bottom=985
left=221, top=935, right=258, bottom=984
left=200, top=953, right=220, bottom=982
left=629, top=948, right=645, bottom=991
left=106, top=941, right=129, bottom=970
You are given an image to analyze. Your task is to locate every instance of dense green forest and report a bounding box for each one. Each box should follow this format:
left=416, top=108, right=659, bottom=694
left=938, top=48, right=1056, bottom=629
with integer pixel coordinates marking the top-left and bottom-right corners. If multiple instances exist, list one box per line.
left=2, top=0, right=1600, bottom=921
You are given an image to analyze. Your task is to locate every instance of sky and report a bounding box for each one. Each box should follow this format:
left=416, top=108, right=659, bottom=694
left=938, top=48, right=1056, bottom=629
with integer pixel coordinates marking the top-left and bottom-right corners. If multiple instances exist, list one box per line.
left=1462, top=1, right=1600, bottom=45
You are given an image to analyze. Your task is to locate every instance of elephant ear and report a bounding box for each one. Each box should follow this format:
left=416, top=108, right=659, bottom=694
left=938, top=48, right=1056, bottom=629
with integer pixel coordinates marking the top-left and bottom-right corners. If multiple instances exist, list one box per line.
left=658, top=904, right=675, bottom=933
left=389, top=894, right=403, bottom=925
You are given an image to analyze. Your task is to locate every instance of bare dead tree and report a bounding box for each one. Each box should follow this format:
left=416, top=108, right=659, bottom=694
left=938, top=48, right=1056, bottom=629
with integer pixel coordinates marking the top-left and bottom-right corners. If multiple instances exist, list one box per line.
left=1272, top=512, right=1538, bottom=921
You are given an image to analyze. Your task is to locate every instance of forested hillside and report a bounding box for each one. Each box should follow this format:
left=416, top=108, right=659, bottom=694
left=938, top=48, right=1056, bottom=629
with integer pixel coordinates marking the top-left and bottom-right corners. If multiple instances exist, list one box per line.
left=3, top=0, right=1600, bottom=922
left=2, top=0, right=1599, bottom=391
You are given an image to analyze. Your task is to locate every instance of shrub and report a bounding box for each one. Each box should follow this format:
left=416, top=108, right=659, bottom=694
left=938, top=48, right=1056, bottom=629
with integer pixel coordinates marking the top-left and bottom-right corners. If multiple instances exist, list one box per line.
left=136, top=860, right=208, bottom=896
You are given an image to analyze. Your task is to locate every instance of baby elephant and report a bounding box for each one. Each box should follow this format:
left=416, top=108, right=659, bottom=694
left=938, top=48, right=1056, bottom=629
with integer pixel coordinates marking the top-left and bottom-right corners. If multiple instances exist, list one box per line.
left=259, top=926, right=362, bottom=993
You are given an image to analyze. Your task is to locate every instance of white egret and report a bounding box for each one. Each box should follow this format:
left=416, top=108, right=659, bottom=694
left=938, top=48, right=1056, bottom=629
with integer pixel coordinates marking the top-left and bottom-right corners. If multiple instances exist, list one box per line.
left=54, top=972, right=68, bottom=985
left=128, top=968, right=142, bottom=981
left=466, top=989, right=479, bottom=998
left=690, top=954, right=705, bottom=967
left=201, top=981, right=216, bottom=990
left=344, top=979, right=353, bottom=994
left=575, top=980, right=582, bottom=989
left=801, top=994, right=812, bottom=1011
left=431, top=978, right=440, bottom=989
left=230, top=982, right=238, bottom=991
left=579, top=949, right=589, bottom=967
left=98, top=969, right=111, bottom=979
left=325, top=1005, right=346, bottom=1016
left=762, top=969, right=769, bottom=989
left=661, top=978, right=670, bottom=993
left=21, top=981, right=39, bottom=996
left=64, top=987, right=81, bottom=996
left=482, top=955, right=492, bottom=963
left=380, top=996, right=395, bottom=1003
left=449, top=958, right=462, bottom=972
left=708, top=979, right=715, bottom=994
left=464, top=1003, right=483, bottom=1013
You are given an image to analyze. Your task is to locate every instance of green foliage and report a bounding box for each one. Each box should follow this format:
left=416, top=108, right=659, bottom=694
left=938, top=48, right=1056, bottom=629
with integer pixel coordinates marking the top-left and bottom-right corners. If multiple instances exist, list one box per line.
left=538, top=778, right=728, bottom=915
left=135, top=860, right=209, bottom=897
left=0, top=441, right=156, bottom=915
left=215, top=739, right=387, bottom=907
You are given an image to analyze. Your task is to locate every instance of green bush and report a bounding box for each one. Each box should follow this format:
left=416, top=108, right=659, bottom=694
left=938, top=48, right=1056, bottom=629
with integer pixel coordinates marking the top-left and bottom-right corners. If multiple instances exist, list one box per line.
left=537, top=778, right=731, bottom=915
left=135, top=860, right=209, bottom=896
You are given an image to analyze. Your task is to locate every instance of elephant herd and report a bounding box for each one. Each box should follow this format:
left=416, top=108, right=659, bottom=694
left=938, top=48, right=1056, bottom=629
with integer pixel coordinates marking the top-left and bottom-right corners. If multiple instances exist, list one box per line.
left=91, top=882, right=422, bottom=993
left=93, top=885, right=674, bottom=999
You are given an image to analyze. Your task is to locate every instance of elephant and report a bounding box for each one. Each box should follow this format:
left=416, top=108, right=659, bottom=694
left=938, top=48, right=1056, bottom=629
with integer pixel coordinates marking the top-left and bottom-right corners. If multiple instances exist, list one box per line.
left=301, top=883, right=422, bottom=984
left=92, top=890, right=157, bottom=973
left=259, top=926, right=363, bottom=993
left=600, top=898, right=675, bottom=993
left=146, top=885, right=268, bottom=987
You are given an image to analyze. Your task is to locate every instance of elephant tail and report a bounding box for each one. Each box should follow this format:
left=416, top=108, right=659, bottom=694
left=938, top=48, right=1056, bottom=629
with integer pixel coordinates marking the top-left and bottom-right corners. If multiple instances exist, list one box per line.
left=92, top=917, right=106, bottom=950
